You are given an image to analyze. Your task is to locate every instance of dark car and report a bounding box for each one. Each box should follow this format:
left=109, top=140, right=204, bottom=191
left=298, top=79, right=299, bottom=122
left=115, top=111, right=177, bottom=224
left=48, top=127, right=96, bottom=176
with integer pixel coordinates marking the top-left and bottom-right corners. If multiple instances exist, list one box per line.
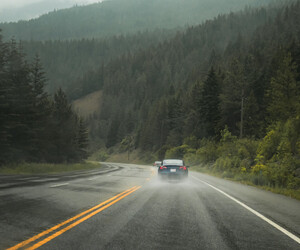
left=158, top=159, right=188, bottom=180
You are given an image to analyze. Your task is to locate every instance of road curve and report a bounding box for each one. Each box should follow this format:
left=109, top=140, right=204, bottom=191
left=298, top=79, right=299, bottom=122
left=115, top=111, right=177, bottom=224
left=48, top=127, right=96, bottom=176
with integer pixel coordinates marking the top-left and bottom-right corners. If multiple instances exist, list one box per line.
left=0, top=162, right=299, bottom=250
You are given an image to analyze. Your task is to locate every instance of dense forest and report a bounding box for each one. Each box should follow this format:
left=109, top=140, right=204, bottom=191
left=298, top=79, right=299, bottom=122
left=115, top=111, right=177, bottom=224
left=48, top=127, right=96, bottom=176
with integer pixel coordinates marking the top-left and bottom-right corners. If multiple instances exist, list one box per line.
left=80, top=1, right=299, bottom=189
left=0, top=0, right=274, bottom=41
left=0, top=35, right=88, bottom=165
left=20, top=29, right=176, bottom=93
left=0, top=0, right=299, bottom=190
left=77, top=2, right=298, bottom=144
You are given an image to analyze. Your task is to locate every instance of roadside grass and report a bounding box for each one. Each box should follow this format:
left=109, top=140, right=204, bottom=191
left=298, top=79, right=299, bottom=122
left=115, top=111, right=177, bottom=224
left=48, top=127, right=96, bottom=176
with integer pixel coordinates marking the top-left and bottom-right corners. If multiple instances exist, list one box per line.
left=90, top=148, right=152, bottom=165
left=191, top=165, right=300, bottom=201
left=105, top=150, right=146, bottom=164
left=0, top=161, right=102, bottom=175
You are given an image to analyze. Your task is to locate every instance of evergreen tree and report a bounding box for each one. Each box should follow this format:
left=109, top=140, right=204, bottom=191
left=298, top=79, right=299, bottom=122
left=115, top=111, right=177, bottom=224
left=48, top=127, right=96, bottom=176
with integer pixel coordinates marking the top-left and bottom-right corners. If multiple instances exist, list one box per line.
left=199, top=67, right=221, bottom=138
left=6, top=40, right=35, bottom=161
left=29, top=55, right=51, bottom=161
left=185, top=80, right=204, bottom=138
left=221, top=59, right=246, bottom=136
left=106, top=116, right=120, bottom=148
left=165, top=92, right=185, bottom=146
left=266, top=53, right=300, bottom=122
left=0, top=32, right=10, bottom=163
left=50, top=88, right=88, bottom=163
left=76, top=117, right=89, bottom=160
left=244, top=90, right=261, bottom=137
left=0, top=33, right=89, bottom=165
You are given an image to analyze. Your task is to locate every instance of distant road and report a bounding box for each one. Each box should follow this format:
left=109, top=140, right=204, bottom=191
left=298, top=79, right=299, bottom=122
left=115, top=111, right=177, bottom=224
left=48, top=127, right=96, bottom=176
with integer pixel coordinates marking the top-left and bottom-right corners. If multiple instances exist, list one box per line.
left=1, top=163, right=299, bottom=249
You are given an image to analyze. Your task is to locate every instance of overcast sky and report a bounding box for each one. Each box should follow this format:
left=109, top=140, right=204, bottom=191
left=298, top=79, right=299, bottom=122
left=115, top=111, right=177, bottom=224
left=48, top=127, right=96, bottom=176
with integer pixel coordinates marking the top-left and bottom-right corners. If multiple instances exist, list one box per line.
left=0, top=0, right=104, bottom=22
left=0, top=0, right=101, bottom=10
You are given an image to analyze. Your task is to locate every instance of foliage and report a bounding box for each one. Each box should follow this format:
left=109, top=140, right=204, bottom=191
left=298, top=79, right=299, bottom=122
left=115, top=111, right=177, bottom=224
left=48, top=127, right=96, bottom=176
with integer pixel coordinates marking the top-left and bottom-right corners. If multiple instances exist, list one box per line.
left=21, top=30, right=175, bottom=94
left=0, top=36, right=88, bottom=165
left=165, top=144, right=189, bottom=159
left=266, top=53, right=300, bottom=122
left=194, top=139, right=218, bottom=164
left=252, top=117, right=300, bottom=188
left=90, top=150, right=109, bottom=162
left=1, top=0, right=300, bottom=193
left=77, top=1, right=300, bottom=149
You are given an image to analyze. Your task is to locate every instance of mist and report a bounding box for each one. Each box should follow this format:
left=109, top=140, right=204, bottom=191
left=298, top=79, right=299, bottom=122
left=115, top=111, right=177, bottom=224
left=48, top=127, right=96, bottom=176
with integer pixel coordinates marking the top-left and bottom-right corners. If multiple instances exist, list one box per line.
left=0, top=0, right=103, bottom=22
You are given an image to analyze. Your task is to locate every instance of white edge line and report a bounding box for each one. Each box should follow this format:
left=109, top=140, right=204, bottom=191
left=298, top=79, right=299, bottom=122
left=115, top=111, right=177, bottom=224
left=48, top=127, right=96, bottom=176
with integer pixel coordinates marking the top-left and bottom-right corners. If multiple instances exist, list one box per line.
left=191, top=175, right=300, bottom=244
left=50, top=183, right=69, bottom=188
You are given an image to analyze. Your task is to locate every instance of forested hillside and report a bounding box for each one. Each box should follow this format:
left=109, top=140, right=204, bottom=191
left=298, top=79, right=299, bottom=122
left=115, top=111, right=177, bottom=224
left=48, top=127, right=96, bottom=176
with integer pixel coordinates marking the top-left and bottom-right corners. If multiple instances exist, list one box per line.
left=85, top=1, right=300, bottom=190
left=78, top=2, right=296, bottom=144
left=21, top=30, right=175, bottom=93
left=1, top=0, right=274, bottom=41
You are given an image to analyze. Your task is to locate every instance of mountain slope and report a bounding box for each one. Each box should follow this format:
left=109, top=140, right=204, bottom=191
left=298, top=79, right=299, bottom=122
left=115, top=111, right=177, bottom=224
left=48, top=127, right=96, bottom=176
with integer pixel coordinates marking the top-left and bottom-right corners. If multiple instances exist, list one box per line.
left=21, top=29, right=175, bottom=93
left=74, top=0, right=300, bottom=150
left=1, top=0, right=274, bottom=41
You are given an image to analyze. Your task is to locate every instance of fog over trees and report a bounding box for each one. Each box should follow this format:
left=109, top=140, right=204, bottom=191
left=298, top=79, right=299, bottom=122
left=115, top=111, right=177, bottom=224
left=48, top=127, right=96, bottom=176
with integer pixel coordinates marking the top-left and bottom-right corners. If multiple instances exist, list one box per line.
left=1, top=0, right=275, bottom=40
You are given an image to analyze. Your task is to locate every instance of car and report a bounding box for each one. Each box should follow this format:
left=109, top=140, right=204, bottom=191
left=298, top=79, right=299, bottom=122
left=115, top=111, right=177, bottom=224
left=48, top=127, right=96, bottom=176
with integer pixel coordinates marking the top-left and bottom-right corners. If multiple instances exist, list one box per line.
left=158, top=159, right=188, bottom=180
left=153, top=161, right=162, bottom=167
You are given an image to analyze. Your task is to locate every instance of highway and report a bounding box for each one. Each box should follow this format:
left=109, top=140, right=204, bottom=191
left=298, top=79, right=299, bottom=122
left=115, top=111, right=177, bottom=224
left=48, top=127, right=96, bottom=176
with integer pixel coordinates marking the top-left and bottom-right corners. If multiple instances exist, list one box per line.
left=0, top=163, right=299, bottom=250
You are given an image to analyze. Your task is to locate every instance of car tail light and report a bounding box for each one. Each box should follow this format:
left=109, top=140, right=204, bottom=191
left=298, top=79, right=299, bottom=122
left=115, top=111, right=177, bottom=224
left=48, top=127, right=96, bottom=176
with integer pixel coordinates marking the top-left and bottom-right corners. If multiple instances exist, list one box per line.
left=159, top=166, right=167, bottom=170
left=179, top=166, right=187, bottom=170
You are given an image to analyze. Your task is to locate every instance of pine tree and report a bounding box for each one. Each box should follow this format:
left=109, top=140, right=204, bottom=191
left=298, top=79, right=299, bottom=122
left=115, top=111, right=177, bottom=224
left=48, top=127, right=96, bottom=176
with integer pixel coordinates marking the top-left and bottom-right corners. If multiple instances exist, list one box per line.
left=221, top=59, right=246, bottom=136
left=76, top=117, right=89, bottom=160
left=199, top=67, right=221, bottom=138
left=6, top=40, right=35, bottom=161
left=0, top=32, right=10, bottom=164
left=29, top=55, right=51, bottom=161
left=106, top=116, right=120, bottom=148
left=51, top=88, right=77, bottom=162
left=244, top=90, right=260, bottom=137
left=267, top=53, right=300, bottom=122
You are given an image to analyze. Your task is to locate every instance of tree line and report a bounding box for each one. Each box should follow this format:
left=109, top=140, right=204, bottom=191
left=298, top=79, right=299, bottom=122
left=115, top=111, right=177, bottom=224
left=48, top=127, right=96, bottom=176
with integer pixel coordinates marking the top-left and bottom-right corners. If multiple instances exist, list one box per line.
left=0, top=0, right=274, bottom=41
left=0, top=34, right=88, bottom=165
left=20, top=29, right=176, bottom=94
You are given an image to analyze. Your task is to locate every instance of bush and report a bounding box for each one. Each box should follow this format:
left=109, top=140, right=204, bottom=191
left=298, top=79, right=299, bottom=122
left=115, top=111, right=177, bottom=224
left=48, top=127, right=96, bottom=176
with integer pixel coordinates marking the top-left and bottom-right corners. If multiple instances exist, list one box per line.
left=165, top=144, right=189, bottom=159
left=91, top=150, right=109, bottom=161
left=256, top=126, right=281, bottom=162
left=215, top=156, right=241, bottom=172
left=196, top=139, right=218, bottom=163
left=253, top=118, right=300, bottom=189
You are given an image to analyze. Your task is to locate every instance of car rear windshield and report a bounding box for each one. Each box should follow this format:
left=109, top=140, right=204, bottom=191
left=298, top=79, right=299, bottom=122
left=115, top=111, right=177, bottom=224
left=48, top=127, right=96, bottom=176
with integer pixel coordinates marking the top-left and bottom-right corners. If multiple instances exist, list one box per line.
left=163, top=160, right=183, bottom=165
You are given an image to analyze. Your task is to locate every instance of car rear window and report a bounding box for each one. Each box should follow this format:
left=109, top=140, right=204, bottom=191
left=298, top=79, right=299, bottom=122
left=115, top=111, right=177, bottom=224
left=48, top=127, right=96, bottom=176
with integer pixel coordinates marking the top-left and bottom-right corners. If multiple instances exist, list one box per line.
left=163, top=160, right=183, bottom=165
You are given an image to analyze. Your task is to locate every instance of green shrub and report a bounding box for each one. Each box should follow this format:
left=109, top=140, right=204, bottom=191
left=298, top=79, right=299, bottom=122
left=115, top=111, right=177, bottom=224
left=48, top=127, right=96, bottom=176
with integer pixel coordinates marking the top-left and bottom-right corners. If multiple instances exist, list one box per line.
left=183, top=136, right=199, bottom=149
left=256, top=126, right=281, bottom=162
left=165, top=144, right=189, bottom=159
left=215, top=156, right=241, bottom=172
left=196, top=139, right=218, bottom=163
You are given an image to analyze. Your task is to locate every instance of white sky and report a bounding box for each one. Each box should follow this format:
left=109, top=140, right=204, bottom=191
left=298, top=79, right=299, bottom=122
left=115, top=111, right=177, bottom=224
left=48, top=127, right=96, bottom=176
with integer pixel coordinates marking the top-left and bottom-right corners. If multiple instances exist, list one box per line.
left=0, top=0, right=102, bottom=10
left=0, top=0, right=105, bottom=22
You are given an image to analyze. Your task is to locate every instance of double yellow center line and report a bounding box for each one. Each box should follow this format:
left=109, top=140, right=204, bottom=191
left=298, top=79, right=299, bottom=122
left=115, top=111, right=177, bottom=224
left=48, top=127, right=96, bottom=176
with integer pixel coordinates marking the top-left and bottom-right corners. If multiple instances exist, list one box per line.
left=8, top=186, right=141, bottom=250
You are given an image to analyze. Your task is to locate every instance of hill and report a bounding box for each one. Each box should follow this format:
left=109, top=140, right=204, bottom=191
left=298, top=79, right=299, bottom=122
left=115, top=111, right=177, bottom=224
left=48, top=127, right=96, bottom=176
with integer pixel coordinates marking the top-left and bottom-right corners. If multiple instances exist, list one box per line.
left=21, top=29, right=175, bottom=93
left=74, top=0, right=300, bottom=149
left=1, top=0, right=274, bottom=41
left=81, top=0, right=300, bottom=191
left=73, top=90, right=103, bottom=118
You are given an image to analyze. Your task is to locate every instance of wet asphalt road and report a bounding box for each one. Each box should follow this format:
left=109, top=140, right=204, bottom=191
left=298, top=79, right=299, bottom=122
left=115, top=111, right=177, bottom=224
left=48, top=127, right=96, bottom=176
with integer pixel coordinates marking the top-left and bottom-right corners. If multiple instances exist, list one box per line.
left=0, top=162, right=299, bottom=250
